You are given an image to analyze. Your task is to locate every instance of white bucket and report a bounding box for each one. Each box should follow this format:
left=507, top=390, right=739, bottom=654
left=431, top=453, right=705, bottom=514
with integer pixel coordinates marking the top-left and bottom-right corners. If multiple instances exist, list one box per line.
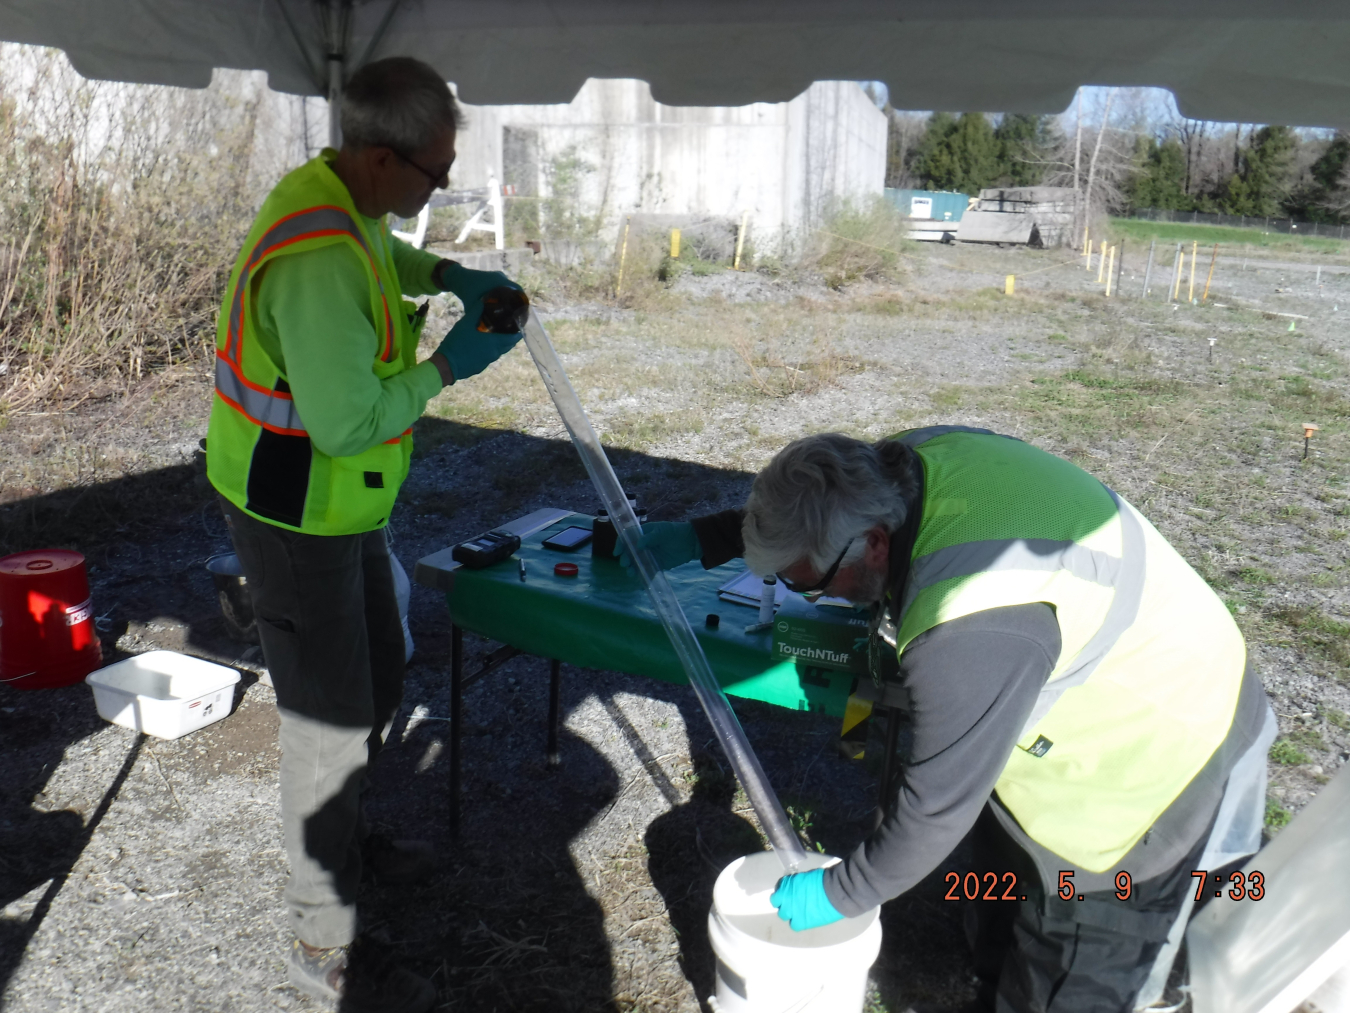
left=707, top=852, right=882, bottom=1013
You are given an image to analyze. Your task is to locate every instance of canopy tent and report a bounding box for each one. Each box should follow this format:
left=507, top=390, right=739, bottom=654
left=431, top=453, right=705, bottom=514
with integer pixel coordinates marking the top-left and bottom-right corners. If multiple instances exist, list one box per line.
left=0, top=0, right=1346, bottom=131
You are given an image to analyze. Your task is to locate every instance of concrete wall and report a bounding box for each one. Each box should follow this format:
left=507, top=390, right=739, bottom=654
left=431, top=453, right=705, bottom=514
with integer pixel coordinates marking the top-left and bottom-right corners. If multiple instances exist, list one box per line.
left=448, top=79, right=886, bottom=250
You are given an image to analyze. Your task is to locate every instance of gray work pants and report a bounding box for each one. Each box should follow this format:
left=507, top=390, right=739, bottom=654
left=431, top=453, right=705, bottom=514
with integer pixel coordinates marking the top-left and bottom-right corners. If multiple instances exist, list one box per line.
left=220, top=497, right=405, bottom=948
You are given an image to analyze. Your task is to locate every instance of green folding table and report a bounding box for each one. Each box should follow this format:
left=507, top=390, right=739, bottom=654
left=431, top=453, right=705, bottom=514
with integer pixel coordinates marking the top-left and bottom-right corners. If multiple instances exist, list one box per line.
left=414, top=508, right=896, bottom=834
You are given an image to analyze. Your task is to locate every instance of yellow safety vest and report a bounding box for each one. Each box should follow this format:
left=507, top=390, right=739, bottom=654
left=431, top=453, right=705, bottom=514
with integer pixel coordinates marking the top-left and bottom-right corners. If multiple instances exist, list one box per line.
left=207, top=151, right=419, bottom=535
left=891, top=426, right=1246, bottom=872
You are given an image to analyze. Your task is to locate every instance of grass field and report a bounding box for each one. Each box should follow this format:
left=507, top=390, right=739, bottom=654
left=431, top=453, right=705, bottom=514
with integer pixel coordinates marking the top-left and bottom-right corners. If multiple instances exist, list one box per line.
left=1108, top=217, right=1350, bottom=259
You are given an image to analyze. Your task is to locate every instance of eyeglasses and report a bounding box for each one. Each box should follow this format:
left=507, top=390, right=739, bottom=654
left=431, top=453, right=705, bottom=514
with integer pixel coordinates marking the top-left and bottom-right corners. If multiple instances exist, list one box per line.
left=777, top=538, right=856, bottom=595
left=391, top=148, right=450, bottom=188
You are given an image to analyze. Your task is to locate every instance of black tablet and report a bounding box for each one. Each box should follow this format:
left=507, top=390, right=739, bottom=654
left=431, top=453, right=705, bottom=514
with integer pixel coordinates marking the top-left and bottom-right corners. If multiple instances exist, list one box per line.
left=541, top=526, right=593, bottom=551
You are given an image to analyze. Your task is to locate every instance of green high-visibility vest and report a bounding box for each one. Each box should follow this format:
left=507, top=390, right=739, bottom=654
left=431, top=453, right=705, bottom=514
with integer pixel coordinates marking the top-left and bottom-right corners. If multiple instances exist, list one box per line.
left=206, top=152, right=419, bottom=535
left=892, top=426, right=1246, bottom=872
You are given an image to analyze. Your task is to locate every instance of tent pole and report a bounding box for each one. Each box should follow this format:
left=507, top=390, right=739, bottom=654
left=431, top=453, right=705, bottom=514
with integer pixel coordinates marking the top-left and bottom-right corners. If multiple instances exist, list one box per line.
left=327, top=53, right=343, bottom=147
left=322, top=0, right=353, bottom=148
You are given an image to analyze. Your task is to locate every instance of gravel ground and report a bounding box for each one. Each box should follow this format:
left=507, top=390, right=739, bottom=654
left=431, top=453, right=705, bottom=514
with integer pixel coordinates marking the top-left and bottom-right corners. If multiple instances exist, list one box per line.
left=4, top=238, right=1350, bottom=1013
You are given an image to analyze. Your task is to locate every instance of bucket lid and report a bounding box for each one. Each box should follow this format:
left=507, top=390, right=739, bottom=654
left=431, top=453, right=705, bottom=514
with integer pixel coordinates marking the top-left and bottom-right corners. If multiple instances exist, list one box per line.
left=0, top=549, right=86, bottom=576
left=711, top=852, right=879, bottom=951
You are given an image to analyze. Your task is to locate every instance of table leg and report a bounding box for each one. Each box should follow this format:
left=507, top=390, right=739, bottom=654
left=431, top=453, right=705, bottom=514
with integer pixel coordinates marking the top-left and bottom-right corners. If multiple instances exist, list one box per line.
left=878, top=706, right=901, bottom=818
left=450, top=624, right=463, bottom=838
left=546, top=659, right=561, bottom=768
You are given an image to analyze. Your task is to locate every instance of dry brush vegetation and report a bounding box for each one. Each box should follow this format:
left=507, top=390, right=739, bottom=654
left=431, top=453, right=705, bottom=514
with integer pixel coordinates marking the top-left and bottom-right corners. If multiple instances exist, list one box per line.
left=0, top=50, right=279, bottom=412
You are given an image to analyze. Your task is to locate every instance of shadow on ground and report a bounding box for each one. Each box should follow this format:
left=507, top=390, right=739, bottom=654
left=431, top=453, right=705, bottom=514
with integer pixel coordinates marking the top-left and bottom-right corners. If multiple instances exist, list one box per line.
left=1, top=416, right=981, bottom=1011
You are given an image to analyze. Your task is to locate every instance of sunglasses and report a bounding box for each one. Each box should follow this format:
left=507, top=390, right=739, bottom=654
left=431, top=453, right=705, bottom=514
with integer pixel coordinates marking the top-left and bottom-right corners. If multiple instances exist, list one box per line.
left=776, top=537, right=856, bottom=595
left=392, top=148, right=450, bottom=188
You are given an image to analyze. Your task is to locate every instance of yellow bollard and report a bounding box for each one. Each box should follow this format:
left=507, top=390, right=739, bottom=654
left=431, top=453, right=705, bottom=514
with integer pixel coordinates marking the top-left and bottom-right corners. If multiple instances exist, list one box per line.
left=1105, top=246, right=1116, bottom=296
left=615, top=215, right=632, bottom=297
left=733, top=211, right=749, bottom=270
left=670, top=228, right=681, bottom=259
left=1005, top=274, right=1015, bottom=295
left=1097, top=240, right=1107, bottom=283
left=1188, top=241, right=1198, bottom=302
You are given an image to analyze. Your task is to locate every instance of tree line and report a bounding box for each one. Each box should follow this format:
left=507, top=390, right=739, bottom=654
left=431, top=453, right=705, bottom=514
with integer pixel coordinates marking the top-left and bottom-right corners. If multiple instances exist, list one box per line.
left=882, top=97, right=1350, bottom=224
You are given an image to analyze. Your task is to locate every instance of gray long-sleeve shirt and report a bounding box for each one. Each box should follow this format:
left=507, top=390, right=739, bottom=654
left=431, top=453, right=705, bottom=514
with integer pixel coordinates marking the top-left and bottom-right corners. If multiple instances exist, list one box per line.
left=822, top=602, right=1059, bottom=917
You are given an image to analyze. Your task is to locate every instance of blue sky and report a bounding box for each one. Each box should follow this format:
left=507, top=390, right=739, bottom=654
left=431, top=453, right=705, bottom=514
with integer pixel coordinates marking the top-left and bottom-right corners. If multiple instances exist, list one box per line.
left=866, top=83, right=1335, bottom=139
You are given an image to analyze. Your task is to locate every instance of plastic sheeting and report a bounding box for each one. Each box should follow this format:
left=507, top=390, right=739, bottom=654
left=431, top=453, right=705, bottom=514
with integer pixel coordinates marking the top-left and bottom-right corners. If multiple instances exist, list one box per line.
left=1188, top=722, right=1350, bottom=1013
left=0, top=1, right=1348, bottom=126
left=1133, top=703, right=1277, bottom=1010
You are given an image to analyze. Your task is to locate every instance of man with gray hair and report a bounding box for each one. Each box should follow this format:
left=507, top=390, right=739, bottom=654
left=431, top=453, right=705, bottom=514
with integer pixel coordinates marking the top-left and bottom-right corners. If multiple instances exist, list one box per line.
left=206, top=56, right=524, bottom=1011
left=623, top=427, right=1273, bottom=1013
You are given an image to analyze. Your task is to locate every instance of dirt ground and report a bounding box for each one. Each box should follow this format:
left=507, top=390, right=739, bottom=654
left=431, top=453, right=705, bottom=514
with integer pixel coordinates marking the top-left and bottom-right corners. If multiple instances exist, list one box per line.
left=3, top=236, right=1350, bottom=1013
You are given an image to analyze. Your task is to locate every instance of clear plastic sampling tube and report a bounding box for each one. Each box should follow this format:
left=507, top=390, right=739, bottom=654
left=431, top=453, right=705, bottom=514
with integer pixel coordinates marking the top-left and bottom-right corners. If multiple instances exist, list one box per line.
left=522, top=309, right=807, bottom=873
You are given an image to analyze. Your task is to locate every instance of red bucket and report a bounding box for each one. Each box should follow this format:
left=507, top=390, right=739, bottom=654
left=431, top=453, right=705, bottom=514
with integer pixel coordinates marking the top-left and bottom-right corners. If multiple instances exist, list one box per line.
left=0, top=549, right=103, bottom=690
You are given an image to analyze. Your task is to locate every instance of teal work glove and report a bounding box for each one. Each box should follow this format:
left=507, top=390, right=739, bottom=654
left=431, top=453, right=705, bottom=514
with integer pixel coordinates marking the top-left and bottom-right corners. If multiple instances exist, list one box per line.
left=435, top=311, right=522, bottom=383
left=614, top=521, right=702, bottom=572
left=770, top=869, right=844, bottom=932
left=435, top=261, right=519, bottom=308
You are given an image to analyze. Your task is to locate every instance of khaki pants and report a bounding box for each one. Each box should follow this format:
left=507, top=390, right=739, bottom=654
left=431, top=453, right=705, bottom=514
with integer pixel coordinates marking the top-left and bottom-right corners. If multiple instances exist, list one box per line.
left=221, top=498, right=405, bottom=948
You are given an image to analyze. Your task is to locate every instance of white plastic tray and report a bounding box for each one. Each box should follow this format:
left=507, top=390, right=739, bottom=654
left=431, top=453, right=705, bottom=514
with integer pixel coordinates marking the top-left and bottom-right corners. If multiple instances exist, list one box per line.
left=86, top=650, right=240, bottom=740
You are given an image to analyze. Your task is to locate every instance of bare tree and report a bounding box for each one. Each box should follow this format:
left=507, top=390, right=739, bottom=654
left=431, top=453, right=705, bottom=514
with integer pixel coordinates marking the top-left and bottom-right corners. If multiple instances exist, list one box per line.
left=1073, top=88, right=1083, bottom=240
left=883, top=108, right=928, bottom=189
left=1044, top=88, right=1142, bottom=238
left=1084, top=88, right=1117, bottom=224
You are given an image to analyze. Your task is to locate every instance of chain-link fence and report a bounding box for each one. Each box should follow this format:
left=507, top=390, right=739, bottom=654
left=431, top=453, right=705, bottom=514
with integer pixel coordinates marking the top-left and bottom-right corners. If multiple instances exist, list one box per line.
left=1130, top=208, right=1350, bottom=239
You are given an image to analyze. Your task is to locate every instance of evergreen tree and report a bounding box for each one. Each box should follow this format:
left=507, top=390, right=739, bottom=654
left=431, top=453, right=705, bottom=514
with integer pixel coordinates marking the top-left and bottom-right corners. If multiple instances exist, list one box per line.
left=1127, top=136, right=1191, bottom=211
left=993, top=114, right=1056, bottom=187
left=1310, top=133, right=1350, bottom=192
left=914, top=112, right=1001, bottom=194
left=912, top=112, right=957, bottom=189
left=1221, top=125, right=1296, bottom=217
left=1287, top=133, right=1350, bottom=222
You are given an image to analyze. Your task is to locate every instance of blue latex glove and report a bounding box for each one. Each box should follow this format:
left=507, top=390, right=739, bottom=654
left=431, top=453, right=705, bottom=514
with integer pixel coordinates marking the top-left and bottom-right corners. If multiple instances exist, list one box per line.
left=436, top=261, right=519, bottom=307
left=614, top=521, right=702, bottom=572
left=435, top=311, right=522, bottom=382
left=770, top=869, right=844, bottom=932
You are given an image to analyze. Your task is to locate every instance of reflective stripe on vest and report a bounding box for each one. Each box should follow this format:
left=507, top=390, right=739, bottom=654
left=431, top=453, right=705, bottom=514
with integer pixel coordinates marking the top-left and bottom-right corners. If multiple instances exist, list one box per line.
left=213, top=356, right=306, bottom=436
left=898, top=488, right=1147, bottom=736
left=1015, top=490, right=1146, bottom=734
left=214, top=205, right=396, bottom=436
left=221, top=205, right=395, bottom=367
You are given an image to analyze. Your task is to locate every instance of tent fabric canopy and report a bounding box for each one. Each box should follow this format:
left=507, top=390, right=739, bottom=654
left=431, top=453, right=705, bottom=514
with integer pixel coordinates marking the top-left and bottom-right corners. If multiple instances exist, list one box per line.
left=0, top=1, right=1346, bottom=126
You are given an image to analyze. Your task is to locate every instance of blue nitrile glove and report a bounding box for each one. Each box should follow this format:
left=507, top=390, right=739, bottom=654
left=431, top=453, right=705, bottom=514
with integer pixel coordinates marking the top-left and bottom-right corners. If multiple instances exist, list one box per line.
left=770, top=869, right=844, bottom=932
left=614, top=521, right=702, bottom=572
left=435, top=261, right=519, bottom=307
left=435, top=311, right=522, bottom=382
